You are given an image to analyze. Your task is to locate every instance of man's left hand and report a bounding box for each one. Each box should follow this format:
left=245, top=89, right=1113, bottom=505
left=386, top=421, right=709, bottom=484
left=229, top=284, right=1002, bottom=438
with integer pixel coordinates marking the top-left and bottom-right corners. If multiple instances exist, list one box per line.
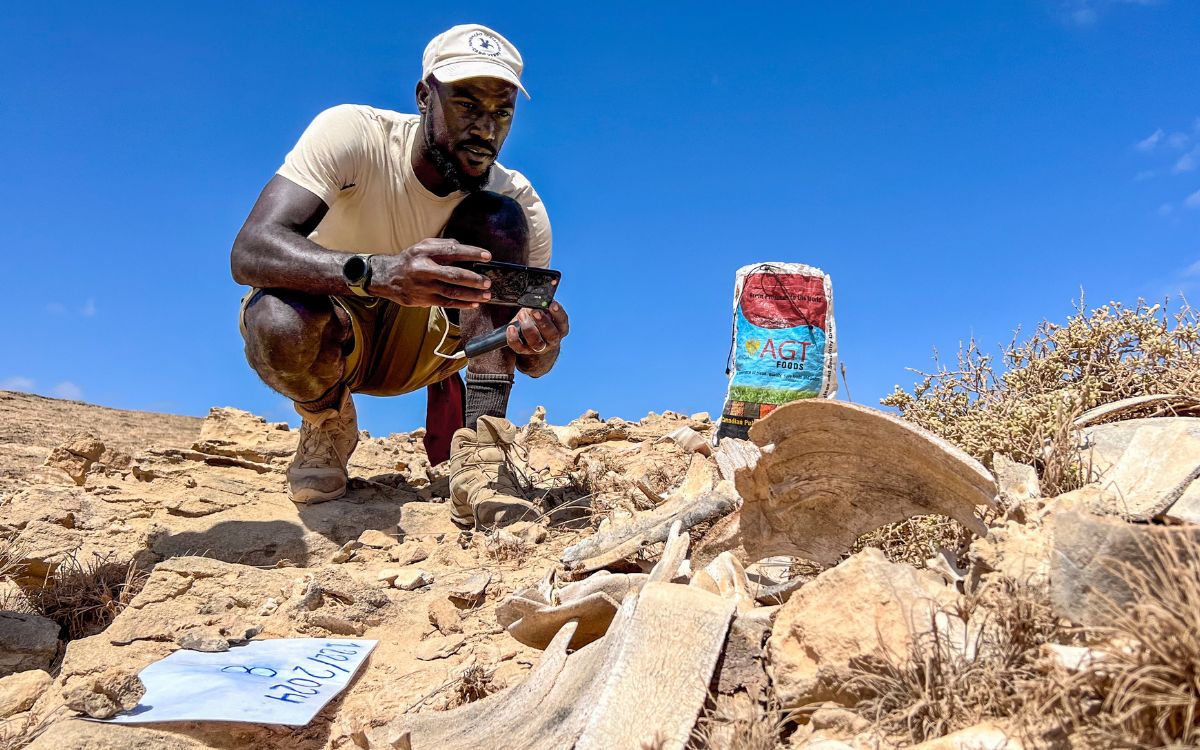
left=507, top=302, right=569, bottom=358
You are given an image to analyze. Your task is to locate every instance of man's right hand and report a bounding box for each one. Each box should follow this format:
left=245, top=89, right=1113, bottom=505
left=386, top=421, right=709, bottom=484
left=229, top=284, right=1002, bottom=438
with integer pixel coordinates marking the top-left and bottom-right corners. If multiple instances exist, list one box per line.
left=370, top=239, right=493, bottom=308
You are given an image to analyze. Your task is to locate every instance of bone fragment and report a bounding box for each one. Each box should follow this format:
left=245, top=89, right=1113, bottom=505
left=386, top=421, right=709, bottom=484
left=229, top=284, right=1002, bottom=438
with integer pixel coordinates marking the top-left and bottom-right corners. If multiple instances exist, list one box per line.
left=1074, top=393, right=1200, bottom=428
left=575, top=582, right=736, bottom=750
left=714, top=437, right=762, bottom=482
left=560, top=484, right=738, bottom=573
left=725, top=400, right=996, bottom=566
left=374, top=580, right=734, bottom=750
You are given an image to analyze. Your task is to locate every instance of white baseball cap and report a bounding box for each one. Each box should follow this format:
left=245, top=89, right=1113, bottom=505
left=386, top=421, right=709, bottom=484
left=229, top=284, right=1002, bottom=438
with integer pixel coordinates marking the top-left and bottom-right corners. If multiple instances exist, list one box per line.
left=422, top=24, right=530, bottom=99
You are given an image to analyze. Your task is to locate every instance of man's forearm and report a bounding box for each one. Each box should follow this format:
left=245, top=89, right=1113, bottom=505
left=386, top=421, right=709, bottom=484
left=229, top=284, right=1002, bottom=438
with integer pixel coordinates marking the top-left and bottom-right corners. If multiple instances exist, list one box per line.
left=516, top=344, right=559, bottom=377
left=232, top=223, right=358, bottom=295
left=230, top=175, right=356, bottom=296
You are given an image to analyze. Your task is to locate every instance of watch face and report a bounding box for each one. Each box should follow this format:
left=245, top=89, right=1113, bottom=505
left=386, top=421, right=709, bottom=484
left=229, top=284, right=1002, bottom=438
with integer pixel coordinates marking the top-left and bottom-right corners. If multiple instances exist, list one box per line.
left=344, top=256, right=367, bottom=282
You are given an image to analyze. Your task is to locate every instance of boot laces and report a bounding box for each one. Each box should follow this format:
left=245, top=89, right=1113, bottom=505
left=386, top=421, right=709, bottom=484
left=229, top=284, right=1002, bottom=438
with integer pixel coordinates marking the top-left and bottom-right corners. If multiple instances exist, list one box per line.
left=296, top=412, right=350, bottom=470
left=458, top=433, right=532, bottom=493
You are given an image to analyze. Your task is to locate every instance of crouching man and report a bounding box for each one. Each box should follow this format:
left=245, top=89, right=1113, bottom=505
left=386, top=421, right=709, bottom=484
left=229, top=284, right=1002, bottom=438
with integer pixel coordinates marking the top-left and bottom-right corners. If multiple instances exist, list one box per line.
left=229, top=24, right=568, bottom=528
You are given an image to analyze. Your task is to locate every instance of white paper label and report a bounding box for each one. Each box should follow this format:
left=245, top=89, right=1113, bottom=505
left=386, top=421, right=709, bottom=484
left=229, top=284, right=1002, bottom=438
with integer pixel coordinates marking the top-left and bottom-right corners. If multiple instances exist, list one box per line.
left=100, top=639, right=377, bottom=726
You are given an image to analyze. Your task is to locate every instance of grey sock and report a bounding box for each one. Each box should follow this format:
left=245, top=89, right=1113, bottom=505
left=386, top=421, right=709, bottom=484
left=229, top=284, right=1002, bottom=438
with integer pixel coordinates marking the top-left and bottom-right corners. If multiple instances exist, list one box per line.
left=464, top=370, right=514, bottom=429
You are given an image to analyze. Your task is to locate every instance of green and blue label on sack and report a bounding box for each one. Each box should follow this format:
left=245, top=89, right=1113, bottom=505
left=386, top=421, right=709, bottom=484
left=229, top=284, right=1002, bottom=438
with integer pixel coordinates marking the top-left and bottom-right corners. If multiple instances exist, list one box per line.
left=717, top=263, right=837, bottom=441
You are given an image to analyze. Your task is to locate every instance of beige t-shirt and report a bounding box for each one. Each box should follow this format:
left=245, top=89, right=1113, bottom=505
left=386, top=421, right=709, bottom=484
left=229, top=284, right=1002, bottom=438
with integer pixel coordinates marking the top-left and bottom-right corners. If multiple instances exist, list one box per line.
left=277, top=104, right=552, bottom=268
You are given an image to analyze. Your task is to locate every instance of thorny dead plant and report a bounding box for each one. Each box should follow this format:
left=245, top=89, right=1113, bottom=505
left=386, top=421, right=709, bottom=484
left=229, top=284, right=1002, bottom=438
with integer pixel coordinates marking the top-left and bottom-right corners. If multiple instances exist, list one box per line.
left=480, top=530, right=534, bottom=567
left=688, top=689, right=798, bottom=750
left=29, top=551, right=147, bottom=641
left=446, top=664, right=499, bottom=708
left=883, top=297, right=1200, bottom=497
left=1039, top=531, right=1200, bottom=749
left=403, top=663, right=500, bottom=713
left=848, top=577, right=1068, bottom=746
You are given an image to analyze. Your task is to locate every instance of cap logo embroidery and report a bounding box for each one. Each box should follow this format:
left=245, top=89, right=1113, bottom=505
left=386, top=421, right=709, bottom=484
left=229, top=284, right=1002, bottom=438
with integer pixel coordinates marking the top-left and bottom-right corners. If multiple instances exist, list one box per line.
left=468, top=31, right=502, bottom=57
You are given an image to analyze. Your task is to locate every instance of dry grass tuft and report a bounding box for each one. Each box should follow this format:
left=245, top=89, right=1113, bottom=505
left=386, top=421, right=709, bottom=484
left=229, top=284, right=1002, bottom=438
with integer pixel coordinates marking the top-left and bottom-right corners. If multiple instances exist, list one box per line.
left=851, top=515, right=970, bottom=568
left=0, top=707, right=65, bottom=750
left=29, top=552, right=147, bottom=641
left=480, top=530, right=533, bottom=567
left=689, top=690, right=796, bottom=750
left=0, top=535, right=32, bottom=612
left=849, top=577, right=1067, bottom=746
left=882, top=297, right=1200, bottom=496
left=446, top=664, right=498, bottom=708
left=1041, top=531, right=1200, bottom=749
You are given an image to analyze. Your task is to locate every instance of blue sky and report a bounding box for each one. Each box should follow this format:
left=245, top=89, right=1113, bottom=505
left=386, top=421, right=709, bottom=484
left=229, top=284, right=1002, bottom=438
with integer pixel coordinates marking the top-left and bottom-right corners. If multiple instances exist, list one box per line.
left=3, top=1, right=1198, bottom=435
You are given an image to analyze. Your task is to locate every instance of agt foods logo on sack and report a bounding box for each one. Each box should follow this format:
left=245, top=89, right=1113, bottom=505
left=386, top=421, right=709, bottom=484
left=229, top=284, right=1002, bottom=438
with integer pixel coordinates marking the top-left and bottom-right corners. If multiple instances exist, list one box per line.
left=744, top=338, right=812, bottom=362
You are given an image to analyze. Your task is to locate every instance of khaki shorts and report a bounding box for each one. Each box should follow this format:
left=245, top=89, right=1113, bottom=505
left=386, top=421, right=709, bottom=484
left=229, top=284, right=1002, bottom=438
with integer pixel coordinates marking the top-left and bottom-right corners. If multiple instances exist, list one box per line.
left=239, top=289, right=467, bottom=396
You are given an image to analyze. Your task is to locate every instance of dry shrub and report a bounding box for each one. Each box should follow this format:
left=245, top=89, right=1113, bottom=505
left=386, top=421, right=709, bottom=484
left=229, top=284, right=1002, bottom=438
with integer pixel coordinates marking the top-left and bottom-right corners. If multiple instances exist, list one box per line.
left=29, top=552, right=146, bottom=640
left=447, top=664, right=498, bottom=708
left=0, top=535, right=32, bottom=611
left=882, top=298, right=1200, bottom=496
left=1041, top=532, right=1200, bottom=749
left=851, top=515, right=969, bottom=568
left=404, top=663, right=500, bottom=713
left=480, top=530, right=533, bottom=567
left=849, top=577, right=1067, bottom=746
left=0, top=707, right=64, bottom=750
left=689, top=690, right=795, bottom=750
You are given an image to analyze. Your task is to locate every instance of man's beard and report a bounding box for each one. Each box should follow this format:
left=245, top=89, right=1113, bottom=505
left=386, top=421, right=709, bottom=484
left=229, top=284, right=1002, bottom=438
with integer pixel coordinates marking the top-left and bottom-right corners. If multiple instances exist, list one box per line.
left=424, top=125, right=492, bottom=193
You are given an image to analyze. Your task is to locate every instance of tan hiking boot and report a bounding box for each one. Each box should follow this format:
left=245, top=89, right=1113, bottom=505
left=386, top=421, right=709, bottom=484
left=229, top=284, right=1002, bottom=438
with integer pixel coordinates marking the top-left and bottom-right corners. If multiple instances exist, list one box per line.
left=449, top=415, right=539, bottom=528
left=287, top=389, right=359, bottom=504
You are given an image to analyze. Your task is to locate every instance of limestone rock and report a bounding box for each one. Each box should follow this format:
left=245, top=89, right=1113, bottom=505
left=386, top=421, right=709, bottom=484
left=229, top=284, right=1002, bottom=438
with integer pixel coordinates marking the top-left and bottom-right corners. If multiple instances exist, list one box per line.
left=0, top=668, right=51, bottom=718
left=414, top=634, right=465, bottom=661
left=63, top=667, right=145, bottom=719
left=391, top=568, right=433, bottom=591
left=1075, top=394, right=1200, bottom=429
left=177, top=631, right=230, bottom=652
left=992, top=453, right=1040, bottom=511
left=41, top=433, right=105, bottom=485
left=387, top=542, right=430, bottom=565
left=0, top=612, right=59, bottom=677
left=968, top=518, right=1053, bottom=588
left=908, top=722, right=1022, bottom=749
left=1050, top=508, right=1200, bottom=626
left=427, top=598, right=462, bottom=635
left=1070, top=417, right=1200, bottom=521
left=358, top=529, right=398, bottom=549
left=448, top=572, right=491, bottom=607
left=191, top=407, right=295, bottom=465
left=768, top=548, right=963, bottom=707
left=658, top=426, right=712, bottom=456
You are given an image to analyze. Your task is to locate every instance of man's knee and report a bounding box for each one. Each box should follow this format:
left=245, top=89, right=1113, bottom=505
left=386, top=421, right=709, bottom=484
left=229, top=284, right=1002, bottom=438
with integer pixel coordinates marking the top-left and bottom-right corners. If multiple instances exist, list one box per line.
left=443, top=191, right=529, bottom=264
left=242, top=290, right=348, bottom=378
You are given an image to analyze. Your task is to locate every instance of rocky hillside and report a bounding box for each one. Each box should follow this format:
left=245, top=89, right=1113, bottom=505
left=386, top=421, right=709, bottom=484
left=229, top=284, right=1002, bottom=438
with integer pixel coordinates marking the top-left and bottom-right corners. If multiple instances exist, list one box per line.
left=1, top=390, right=1198, bottom=750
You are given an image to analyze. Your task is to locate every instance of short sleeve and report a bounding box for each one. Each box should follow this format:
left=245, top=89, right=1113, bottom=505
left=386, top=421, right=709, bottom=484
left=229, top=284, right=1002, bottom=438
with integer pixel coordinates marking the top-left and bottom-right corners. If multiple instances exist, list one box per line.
left=494, top=170, right=552, bottom=268
left=276, top=105, right=368, bottom=207
left=523, top=187, right=553, bottom=269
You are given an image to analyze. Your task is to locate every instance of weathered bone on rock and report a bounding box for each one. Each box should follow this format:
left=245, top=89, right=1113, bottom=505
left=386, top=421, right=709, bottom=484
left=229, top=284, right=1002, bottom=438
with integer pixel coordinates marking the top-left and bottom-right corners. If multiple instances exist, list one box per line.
left=373, top=576, right=734, bottom=750
left=560, top=485, right=739, bottom=574
left=713, top=437, right=762, bottom=482
left=501, top=522, right=689, bottom=649
left=574, top=582, right=735, bottom=750
left=724, top=400, right=997, bottom=567
left=690, top=550, right=756, bottom=613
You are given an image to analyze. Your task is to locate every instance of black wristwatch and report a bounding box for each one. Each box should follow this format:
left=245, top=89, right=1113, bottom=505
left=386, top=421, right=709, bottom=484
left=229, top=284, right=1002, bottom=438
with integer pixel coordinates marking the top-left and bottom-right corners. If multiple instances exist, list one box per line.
left=342, top=254, right=374, bottom=297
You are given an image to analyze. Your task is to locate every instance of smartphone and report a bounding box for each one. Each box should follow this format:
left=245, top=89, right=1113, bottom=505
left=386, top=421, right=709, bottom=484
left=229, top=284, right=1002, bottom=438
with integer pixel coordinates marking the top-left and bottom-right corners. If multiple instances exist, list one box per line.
left=466, top=261, right=561, bottom=309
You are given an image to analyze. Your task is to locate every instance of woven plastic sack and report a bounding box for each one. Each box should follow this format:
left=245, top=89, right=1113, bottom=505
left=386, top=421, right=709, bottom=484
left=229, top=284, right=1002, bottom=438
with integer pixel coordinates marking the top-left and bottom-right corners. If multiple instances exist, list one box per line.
left=716, top=262, right=837, bottom=441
